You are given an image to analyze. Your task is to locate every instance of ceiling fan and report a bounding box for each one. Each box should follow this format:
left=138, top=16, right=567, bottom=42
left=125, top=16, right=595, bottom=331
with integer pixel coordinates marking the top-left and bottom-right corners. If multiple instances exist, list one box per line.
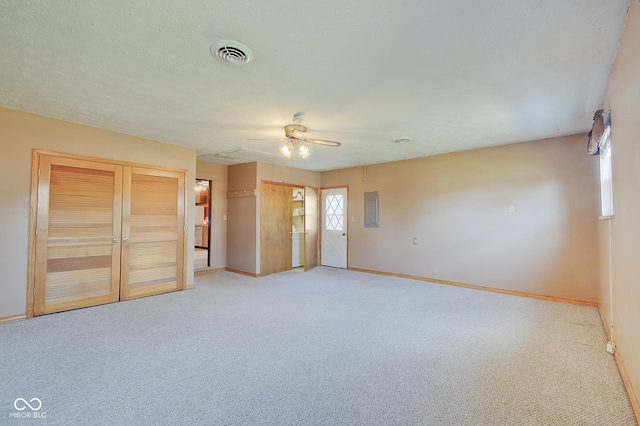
left=250, top=112, right=341, bottom=159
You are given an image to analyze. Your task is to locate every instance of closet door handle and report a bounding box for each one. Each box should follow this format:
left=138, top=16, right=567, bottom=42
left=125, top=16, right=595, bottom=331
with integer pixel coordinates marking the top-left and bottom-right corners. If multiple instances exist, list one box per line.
left=123, top=238, right=129, bottom=243
left=113, top=238, right=120, bottom=243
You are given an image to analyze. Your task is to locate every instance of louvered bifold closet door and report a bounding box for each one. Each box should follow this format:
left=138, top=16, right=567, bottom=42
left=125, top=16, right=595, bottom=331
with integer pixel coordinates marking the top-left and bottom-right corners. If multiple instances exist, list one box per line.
left=120, top=167, right=185, bottom=300
left=260, top=182, right=293, bottom=275
left=34, top=156, right=123, bottom=315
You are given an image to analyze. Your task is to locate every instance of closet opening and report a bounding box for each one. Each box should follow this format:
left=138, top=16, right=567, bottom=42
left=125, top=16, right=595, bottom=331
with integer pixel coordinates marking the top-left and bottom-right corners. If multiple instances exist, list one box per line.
left=292, top=187, right=305, bottom=270
left=194, top=179, right=211, bottom=270
left=259, top=182, right=318, bottom=276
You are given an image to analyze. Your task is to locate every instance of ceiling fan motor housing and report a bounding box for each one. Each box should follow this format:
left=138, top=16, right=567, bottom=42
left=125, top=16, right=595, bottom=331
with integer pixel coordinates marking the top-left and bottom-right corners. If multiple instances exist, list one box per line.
left=284, top=124, right=307, bottom=139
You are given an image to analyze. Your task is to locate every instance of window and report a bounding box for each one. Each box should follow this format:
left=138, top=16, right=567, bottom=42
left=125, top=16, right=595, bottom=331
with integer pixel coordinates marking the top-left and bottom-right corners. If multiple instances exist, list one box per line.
left=325, top=194, right=344, bottom=231
left=600, top=143, right=613, bottom=217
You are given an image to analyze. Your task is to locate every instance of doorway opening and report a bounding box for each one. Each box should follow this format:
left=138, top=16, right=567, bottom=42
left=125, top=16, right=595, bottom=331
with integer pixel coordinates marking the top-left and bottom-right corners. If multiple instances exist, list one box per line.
left=292, top=187, right=305, bottom=270
left=195, top=179, right=211, bottom=270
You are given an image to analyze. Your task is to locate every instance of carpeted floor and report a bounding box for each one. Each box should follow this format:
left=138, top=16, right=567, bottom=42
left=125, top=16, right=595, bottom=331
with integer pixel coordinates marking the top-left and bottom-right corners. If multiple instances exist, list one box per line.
left=0, top=267, right=637, bottom=425
left=194, top=248, right=209, bottom=269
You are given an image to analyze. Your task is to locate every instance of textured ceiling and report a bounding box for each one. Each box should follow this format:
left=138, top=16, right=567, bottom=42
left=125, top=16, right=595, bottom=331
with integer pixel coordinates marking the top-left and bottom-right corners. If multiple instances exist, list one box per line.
left=0, top=0, right=631, bottom=171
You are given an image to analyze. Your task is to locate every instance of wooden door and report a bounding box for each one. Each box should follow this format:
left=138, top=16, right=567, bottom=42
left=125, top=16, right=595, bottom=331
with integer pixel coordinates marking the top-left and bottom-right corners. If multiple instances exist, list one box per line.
left=260, top=182, right=292, bottom=275
left=34, top=156, right=123, bottom=315
left=120, top=167, right=185, bottom=300
left=304, top=186, right=319, bottom=271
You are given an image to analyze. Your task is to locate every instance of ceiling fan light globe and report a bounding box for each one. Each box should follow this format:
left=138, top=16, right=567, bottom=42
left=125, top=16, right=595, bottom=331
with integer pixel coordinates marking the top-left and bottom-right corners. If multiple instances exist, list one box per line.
left=279, top=144, right=293, bottom=158
left=298, top=145, right=310, bottom=158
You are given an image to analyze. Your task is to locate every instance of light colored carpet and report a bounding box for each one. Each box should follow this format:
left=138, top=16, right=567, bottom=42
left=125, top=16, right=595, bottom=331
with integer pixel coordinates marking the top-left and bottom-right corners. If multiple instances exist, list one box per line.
left=0, top=267, right=636, bottom=425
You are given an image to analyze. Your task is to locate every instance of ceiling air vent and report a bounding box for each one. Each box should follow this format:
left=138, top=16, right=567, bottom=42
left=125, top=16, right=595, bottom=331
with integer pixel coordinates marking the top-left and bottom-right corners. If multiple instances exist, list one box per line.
left=393, top=137, right=412, bottom=144
left=210, top=40, right=253, bottom=65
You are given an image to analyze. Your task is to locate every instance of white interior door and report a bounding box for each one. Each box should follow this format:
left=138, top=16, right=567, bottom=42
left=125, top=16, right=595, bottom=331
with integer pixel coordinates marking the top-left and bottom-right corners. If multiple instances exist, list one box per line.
left=321, top=188, right=347, bottom=268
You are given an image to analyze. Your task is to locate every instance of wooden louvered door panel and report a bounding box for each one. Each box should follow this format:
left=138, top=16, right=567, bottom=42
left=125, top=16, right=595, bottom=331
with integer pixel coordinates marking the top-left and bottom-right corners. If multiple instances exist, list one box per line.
left=34, top=156, right=123, bottom=315
left=120, top=167, right=185, bottom=300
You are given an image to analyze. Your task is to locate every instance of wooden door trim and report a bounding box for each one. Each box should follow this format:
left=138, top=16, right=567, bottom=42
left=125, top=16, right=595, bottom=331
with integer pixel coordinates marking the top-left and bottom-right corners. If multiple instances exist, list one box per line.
left=304, top=186, right=320, bottom=271
left=32, top=155, right=52, bottom=315
left=27, top=150, right=41, bottom=318
left=321, top=185, right=350, bottom=190
left=260, top=180, right=307, bottom=189
left=33, top=149, right=188, bottom=174
left=178, top=171, right=187, bottom=290
left=119, top=166, right=132, bottom=301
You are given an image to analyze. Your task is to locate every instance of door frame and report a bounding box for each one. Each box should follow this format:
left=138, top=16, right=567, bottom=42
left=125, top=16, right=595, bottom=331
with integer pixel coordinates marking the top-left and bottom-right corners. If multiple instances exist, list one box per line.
left=27, top=149, right=188, bottom=318
left=303, top=186, right=319, bottom=271
left=320, top=186, right=349, bottom=269
left=194, top=178, right=212, bottom=269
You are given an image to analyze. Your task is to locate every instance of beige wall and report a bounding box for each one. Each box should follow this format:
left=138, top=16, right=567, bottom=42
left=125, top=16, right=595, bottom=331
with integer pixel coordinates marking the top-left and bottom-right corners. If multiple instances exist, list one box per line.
left=226, top=162, right=258, bottom=274
left=256, top=162, right=322, bottom=189
left=599, top=0, right=640, bottom=412
left=0, top=107, right=196, bottom=320
left=322, top=134, right=600, bottom=302
left=195, top=161, right=228, bottom=269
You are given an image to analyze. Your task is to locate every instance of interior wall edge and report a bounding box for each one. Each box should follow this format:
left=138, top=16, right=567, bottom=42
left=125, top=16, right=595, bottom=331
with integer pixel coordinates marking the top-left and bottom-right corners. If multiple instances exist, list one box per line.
left=0, top=315, right=27, bottom=325
left=615, top=349, right=640, bottom=424
left=348, top=267, right=598, bottom=307
left=225, top=268, right=260, bottom=278
left=600, top=304, right=640, bottom=423
left=597, top=305, right=612, bottom=341
left=194, top=267, right=226, bottom=276
left=597, top=0, right=640, bottom=415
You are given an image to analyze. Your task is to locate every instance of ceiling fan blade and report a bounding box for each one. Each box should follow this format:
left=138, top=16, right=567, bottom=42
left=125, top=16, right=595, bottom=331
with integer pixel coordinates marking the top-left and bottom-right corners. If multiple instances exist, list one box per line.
left=306, top=138, right=341, bottom=147
left=247, top=138, right=286, bottom=141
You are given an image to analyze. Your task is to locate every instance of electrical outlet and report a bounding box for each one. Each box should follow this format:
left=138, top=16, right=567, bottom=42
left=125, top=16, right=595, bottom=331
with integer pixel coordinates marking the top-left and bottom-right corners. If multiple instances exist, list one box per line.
left=223, top=215, right=227, bottom=221
left=413, top=237, right=418, bottom=245
left=351, top=216, right=355, bottom=222
left=607, top=341, right=616, bottom=354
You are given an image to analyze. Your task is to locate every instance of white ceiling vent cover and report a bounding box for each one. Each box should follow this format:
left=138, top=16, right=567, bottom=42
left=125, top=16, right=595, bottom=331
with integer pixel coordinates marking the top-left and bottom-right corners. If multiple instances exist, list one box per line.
left=393, top=137, right=412, bottom=144
left=210, top=40, right=253, bottom=65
